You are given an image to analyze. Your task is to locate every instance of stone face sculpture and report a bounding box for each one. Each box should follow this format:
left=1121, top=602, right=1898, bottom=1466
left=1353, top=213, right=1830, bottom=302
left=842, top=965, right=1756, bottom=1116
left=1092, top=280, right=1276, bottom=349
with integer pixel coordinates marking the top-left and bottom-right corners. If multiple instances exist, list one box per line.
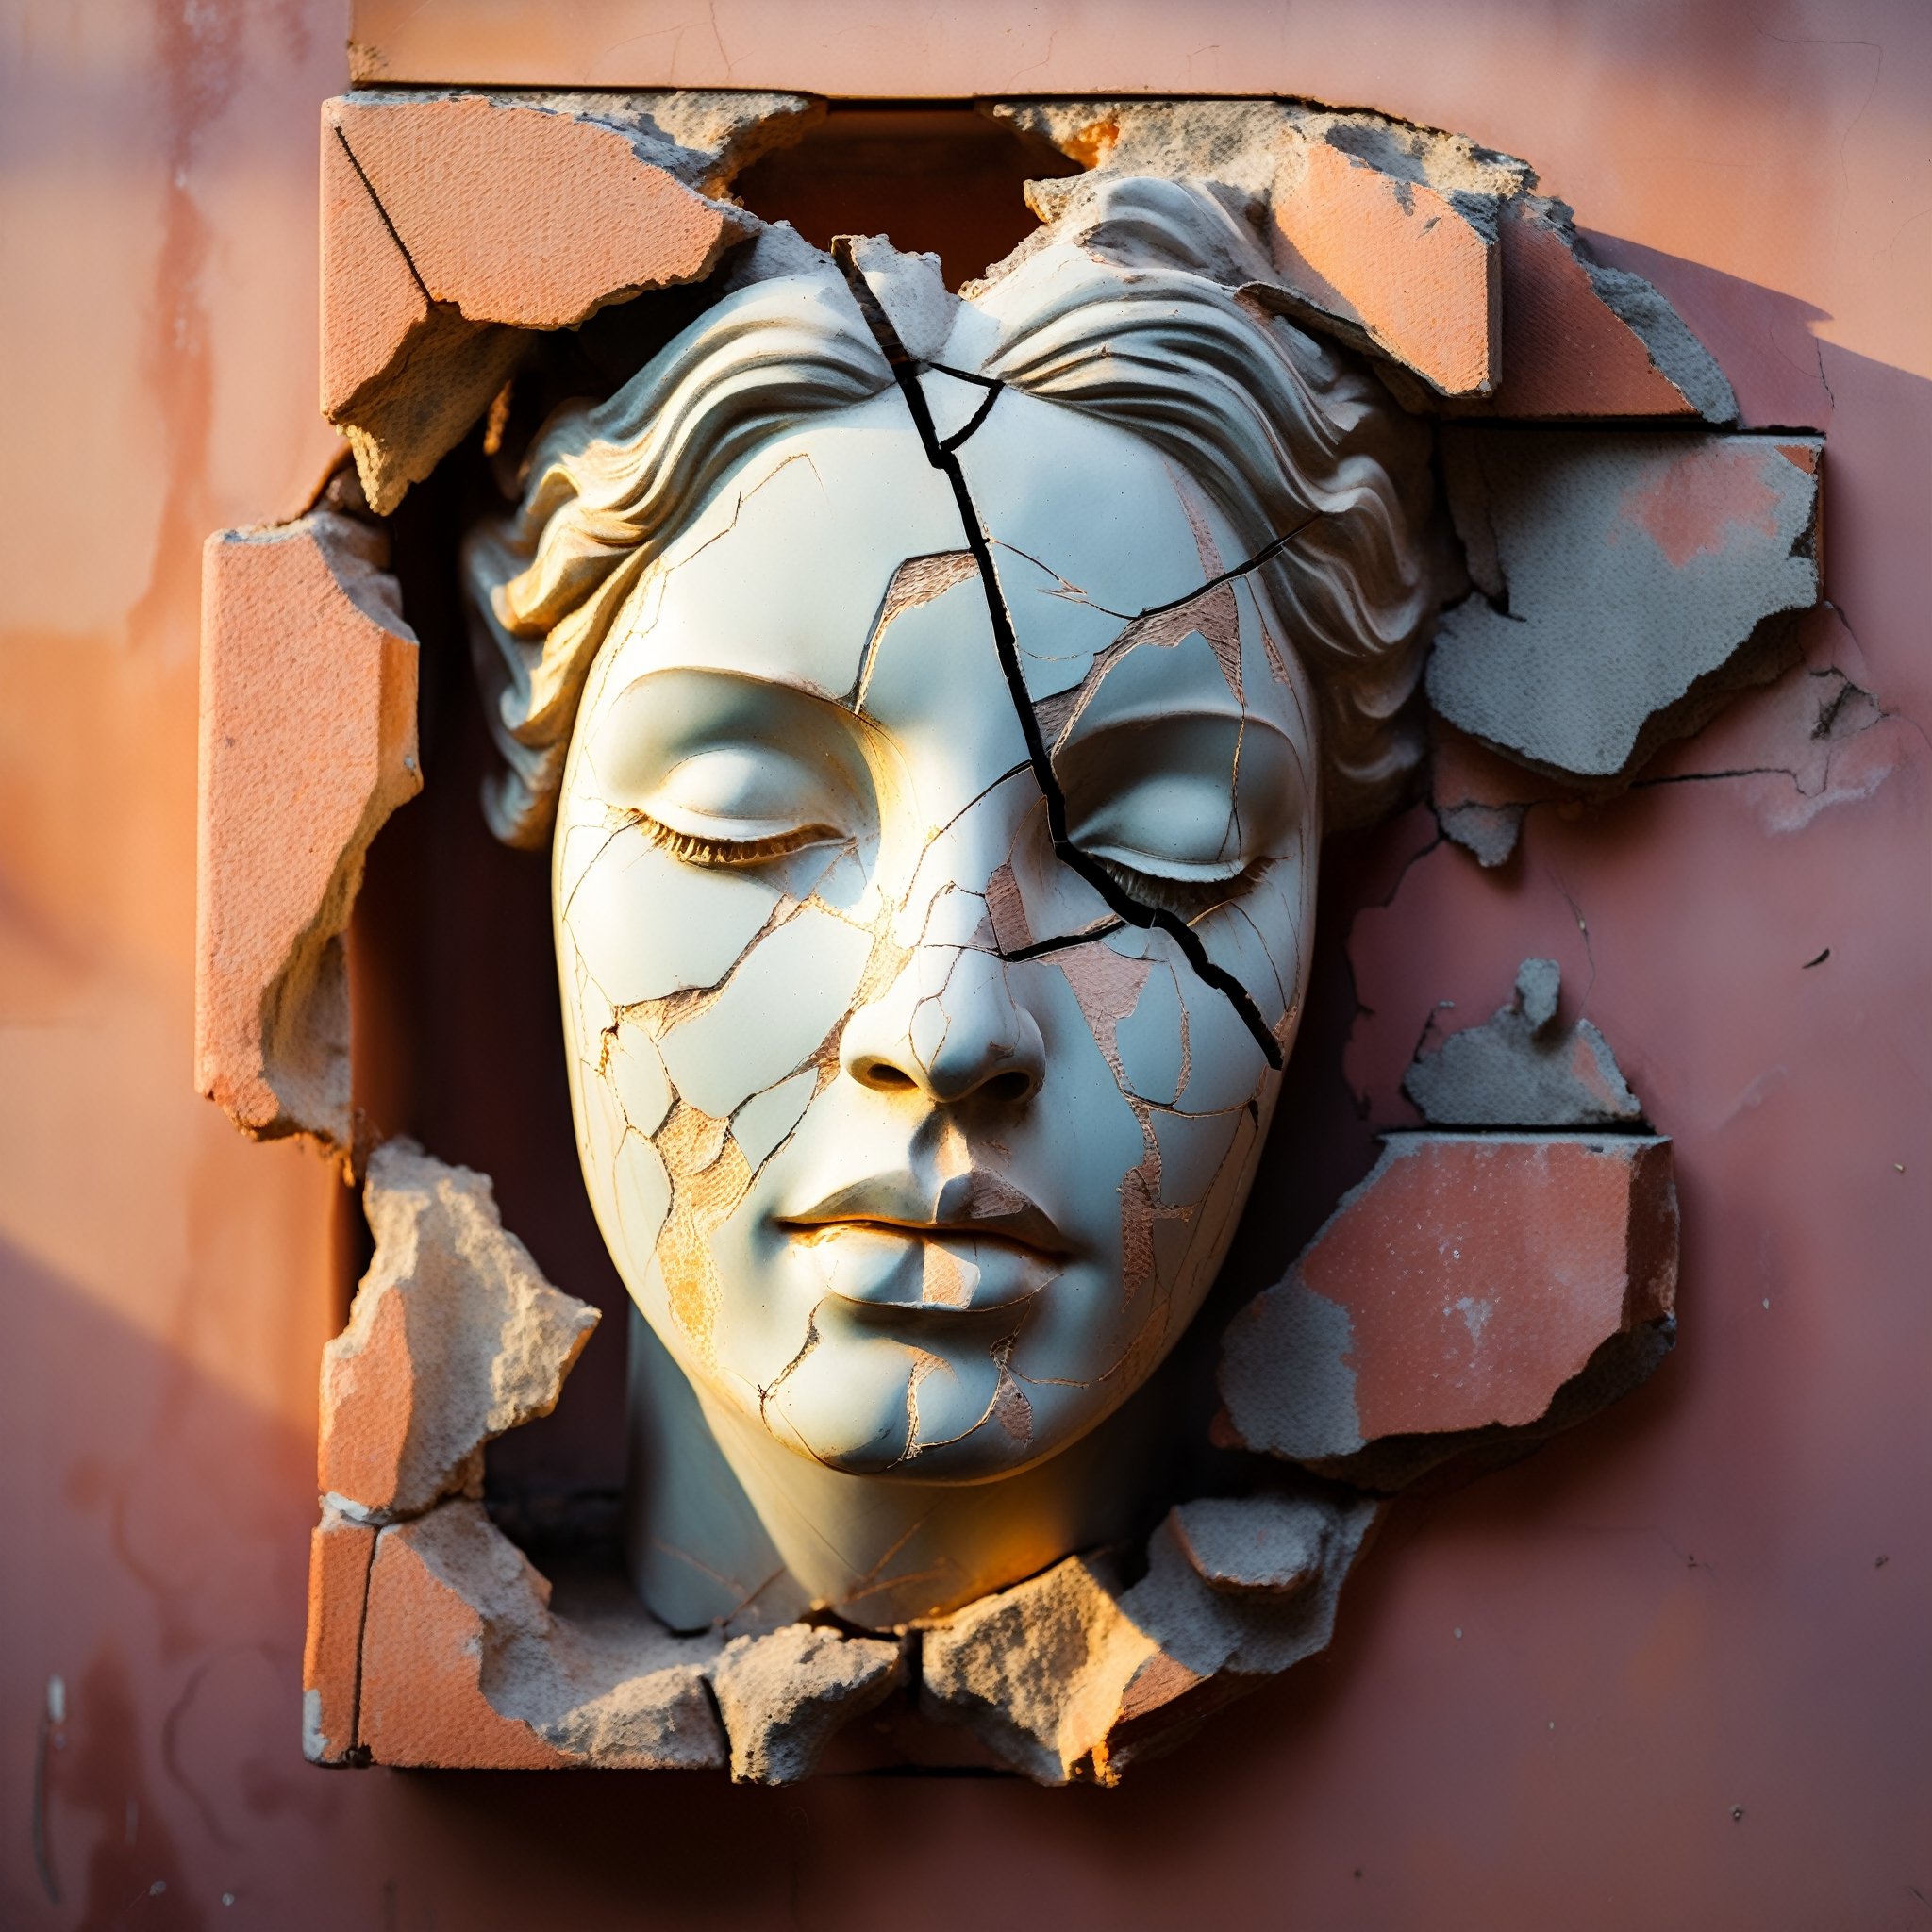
left=463, top=183, right=1442, bottom=1628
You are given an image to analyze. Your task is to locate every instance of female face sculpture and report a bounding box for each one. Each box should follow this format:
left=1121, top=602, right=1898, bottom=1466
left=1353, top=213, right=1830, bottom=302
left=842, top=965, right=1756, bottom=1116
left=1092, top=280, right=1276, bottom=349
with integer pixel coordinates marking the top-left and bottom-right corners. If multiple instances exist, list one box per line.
left=558, top=382, right=1315, bottom=1480
left=470, top=202, right=1435, bottom=1623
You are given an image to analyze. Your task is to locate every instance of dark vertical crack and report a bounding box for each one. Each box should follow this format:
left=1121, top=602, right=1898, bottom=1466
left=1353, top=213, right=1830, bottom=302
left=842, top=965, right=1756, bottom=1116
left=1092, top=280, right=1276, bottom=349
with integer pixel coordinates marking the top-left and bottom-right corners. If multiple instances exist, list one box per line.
left=345, top=1526, right=378, bottom=1766
left=833, top=242, right=1288, bottom=1068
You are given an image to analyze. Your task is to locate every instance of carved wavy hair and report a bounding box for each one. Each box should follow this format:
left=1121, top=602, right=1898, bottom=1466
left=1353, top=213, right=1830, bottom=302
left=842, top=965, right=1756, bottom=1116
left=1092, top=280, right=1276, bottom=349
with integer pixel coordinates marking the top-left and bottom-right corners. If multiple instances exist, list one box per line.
left=463, top=177, right=1443, bottom=847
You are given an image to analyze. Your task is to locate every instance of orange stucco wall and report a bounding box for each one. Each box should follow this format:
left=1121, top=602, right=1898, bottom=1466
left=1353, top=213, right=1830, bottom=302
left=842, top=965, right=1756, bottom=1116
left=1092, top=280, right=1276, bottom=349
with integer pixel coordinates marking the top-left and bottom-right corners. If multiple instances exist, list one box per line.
left=3, top=3, right=1927, bottom=1925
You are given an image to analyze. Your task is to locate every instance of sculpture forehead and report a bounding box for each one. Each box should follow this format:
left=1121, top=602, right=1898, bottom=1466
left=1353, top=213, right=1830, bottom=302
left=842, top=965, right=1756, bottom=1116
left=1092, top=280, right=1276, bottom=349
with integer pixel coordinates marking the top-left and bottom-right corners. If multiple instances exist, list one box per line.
left=591, top=387, right=1257, bottom=729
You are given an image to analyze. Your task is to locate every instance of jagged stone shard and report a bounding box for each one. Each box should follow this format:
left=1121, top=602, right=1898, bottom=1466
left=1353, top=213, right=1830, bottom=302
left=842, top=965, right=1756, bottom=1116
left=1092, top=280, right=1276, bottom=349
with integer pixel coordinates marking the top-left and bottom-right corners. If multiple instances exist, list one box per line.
left=1219, top=1133, right=1677, bottom=1471
left=320, top=1140, right=600, bottom=1521
left=321, top=90, right=814, bottom=510
left=920, top=1493, right=1377, bottom=1786
left=1428, top=429, right=1823, bottom=780
left=710, top=1623, right=905, bottom=1785
left=1405, top=958, right=1642, bottom=1128
left=195, top=511, right=420, bottom=1150
left=357, top=1500, right=724, bottom=1770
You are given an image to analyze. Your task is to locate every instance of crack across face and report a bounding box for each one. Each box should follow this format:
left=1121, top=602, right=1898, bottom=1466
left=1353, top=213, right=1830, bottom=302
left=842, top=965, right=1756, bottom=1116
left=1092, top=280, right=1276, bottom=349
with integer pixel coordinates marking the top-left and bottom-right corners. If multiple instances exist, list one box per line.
left=551, top=325, right=1321, bottom=1488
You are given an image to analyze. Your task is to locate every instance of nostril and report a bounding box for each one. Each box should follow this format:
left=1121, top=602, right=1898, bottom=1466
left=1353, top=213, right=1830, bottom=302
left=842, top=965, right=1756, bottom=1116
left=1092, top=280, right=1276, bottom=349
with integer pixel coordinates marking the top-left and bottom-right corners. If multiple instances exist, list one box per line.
left=857, top=1058, right=916, bottom=1091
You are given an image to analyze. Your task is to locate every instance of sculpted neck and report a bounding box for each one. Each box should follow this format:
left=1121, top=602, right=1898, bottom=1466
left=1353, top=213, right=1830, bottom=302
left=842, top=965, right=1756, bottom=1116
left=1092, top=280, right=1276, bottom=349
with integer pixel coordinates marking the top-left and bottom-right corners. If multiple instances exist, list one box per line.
left=623, top=1308, right=1158, bottom=1632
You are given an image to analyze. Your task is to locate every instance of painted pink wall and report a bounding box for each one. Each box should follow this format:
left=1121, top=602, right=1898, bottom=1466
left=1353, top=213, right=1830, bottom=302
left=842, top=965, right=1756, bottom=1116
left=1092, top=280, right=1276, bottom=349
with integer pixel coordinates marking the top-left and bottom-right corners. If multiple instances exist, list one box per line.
left=2, top=2, right=1926, bottom=1925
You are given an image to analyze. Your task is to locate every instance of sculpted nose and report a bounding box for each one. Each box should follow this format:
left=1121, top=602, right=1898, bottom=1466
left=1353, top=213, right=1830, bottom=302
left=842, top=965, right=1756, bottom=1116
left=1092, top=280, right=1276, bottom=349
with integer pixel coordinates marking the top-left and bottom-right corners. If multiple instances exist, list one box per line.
left=841, top=949, right=1045, bottom=1105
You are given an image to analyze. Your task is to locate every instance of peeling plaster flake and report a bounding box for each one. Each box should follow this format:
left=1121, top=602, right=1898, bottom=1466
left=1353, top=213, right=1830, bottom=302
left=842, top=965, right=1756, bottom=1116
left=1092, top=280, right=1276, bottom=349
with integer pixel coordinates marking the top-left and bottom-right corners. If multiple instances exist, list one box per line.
left=357, top=1500, right=725, bottom=1771
left=196, top=513, right=420, bottom=1151
left=1428, top=430, right=1823, bottom=780
left=319, top=90, right=792, bottom=511
left=990, top=97, right=1303, bottom=205
left=1221, top=1280, right=1366, bottom=1461
left=1220, top=1133, right=1677, bottom=1469
left=1404, top=958, right=1643, bottom=1130
left=1171, top=1492, right=1331, bottom=1597
left=1469, top=196, right=1737, bottom=423
left=1267, top=127, right=1502, bottom=396
left=711, top=1623, right=905, bottom=1784
left=655, top=905, right=872, bottom=1120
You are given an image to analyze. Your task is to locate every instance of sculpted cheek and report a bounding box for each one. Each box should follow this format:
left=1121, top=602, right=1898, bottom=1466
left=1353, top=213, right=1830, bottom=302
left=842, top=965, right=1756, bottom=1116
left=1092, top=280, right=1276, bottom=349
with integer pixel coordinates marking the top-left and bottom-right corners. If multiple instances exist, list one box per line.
left=563, top=837, right=790, bottom=1008
left=655, top=905, right=874, bottom=1119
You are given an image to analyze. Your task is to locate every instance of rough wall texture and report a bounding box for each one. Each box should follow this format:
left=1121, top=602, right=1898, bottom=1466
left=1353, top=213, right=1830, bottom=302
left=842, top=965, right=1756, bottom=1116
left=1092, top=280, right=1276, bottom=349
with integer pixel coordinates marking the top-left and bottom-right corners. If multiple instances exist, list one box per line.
left=2, top=2, right=1927, bottom=1928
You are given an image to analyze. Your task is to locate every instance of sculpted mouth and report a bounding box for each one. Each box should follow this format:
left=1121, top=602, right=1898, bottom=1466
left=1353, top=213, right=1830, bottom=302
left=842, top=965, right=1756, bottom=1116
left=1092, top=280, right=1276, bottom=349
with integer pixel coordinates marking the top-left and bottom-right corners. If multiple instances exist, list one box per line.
left=776, top=1170, right=1070, bottom=1311
left=777, top=1170, right=1070, bottom=1259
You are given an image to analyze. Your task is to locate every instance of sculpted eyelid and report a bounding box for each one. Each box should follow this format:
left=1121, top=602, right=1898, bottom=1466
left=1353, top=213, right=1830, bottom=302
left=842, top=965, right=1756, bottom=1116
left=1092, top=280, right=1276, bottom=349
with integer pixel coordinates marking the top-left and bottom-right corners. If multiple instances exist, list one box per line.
left=628, top=808, right=842, bottom=865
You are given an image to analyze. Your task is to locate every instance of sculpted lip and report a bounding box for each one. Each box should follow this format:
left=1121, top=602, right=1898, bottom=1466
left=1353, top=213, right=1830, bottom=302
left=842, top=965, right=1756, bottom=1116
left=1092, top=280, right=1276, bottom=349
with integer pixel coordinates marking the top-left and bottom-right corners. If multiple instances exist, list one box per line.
left=775, top=1169, right=1071, bottom=1258
left=776, top=1169, right=1071, bottom=1315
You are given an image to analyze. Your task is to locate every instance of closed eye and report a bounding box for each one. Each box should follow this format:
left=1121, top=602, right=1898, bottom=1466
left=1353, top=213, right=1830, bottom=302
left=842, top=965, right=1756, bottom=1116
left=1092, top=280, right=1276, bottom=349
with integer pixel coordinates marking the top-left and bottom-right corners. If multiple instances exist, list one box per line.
left=1090, top=853, right=1271, bottom=923
left=628, top=808, right=845, bottom=868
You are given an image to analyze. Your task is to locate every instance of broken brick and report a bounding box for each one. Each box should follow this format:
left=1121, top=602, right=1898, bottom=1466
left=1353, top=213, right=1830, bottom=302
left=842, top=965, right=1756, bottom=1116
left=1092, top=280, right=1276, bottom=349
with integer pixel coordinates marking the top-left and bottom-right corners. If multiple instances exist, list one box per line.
left=320, top=1140, right=600, bottom=1522
left=1220, top=1133, right=1677, bottom=1471
left=195, top=511, right=420, bottom=1150
left=357, top=1500, right=724, bottom=1770
left=302, top=1507, right=376, bottom=1765
left=1427, top=428, right=1823, bottom=780
left=1472, top=197, right=1737, bottom=422
left=1267, top=127, right=1501, bottom=397
left=322, top=91, right=805, bottom=510
left=1404, top=958, right=1643, bottom=1128
left=710, top=1623, right=906, bottom=1784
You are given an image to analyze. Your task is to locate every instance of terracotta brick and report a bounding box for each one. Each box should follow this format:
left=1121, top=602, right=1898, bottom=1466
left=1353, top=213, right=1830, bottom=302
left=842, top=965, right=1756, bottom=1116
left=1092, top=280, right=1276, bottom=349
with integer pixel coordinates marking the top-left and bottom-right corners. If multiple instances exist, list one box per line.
left=1220, top=1134, right=1678, bottom=1461
left=355, top=1501, right=725, bottom=1770
left=1269, top=134, right=1500, bottom=397
left=1477, top=197, right=1735, bottom=421
left=321, top=92, right=755, bottom=510
left=331, top=93, right=746, bottom=331
left=302, top=1510, right=376, bottom=1764
left=358, top=1507, right=574, bottom=1770
left=195, top=512, right=419, bottom=1150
